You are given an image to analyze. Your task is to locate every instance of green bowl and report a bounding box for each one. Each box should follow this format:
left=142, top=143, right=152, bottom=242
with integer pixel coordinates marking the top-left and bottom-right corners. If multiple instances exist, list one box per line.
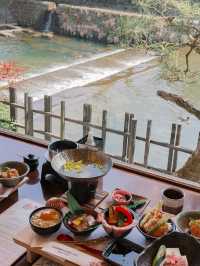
left=176, top=210, right=200, bottom=240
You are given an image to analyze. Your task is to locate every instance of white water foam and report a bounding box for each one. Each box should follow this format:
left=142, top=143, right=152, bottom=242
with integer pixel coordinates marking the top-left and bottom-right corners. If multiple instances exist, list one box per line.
left=31, top=54, right=157, bottom=101
left=20, top=49, right=126, bottom=80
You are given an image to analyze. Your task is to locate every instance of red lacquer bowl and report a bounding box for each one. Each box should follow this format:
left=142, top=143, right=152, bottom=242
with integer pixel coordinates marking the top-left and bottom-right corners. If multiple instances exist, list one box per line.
left=101, top=207, right=137, bottom=238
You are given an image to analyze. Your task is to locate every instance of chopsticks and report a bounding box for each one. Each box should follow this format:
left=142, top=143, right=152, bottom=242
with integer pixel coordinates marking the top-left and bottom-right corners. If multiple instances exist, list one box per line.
left=57, top=237, right=109, bottom=257
left=57, top=236, right=109, bottom=245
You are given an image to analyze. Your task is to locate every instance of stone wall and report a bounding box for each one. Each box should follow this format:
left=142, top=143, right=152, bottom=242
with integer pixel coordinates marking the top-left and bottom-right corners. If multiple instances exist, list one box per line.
left=0, top=8, right=8, bottom=24
left=55, top=4, right=171, bottom=44
left=55, top=4, right=119, bottom=43
left=0, top=3, right=15, bottom=24
left=9, top=0, right=55, bottom=30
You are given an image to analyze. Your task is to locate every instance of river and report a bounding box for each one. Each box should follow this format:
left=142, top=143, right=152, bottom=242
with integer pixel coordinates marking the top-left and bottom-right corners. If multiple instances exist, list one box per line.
left=0, top=34, right=200, bottom=172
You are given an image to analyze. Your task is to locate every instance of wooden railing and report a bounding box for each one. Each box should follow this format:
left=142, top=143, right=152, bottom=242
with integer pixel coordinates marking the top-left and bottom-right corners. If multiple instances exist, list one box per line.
left=0, top=87, right=199, bottom=174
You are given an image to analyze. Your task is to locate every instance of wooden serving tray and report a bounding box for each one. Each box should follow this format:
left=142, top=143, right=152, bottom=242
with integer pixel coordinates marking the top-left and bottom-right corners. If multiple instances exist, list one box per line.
left=0, top=176, right=28, bottom=201
left=14, top=225, right=110, bottom=266
left=13, top=193, right=149, bottom=266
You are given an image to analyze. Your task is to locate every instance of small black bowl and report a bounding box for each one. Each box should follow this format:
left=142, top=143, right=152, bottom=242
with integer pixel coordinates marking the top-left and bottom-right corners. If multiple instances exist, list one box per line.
left=29, top=207, right=62, bottom=236
left=63, top=208, right=100, bottom=236
left=137, top=214, right=175, bottom=241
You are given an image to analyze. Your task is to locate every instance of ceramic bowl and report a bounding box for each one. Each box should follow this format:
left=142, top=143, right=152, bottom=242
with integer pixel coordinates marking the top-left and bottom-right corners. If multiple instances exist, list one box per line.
left=111, top=189, right=132, bottom=205
left=176, top=210, right=200, bottom=240
left=63, top=208, right=100, bottom=236
left=0, top=161, right=29, bottom=187
left=29, top=207, right=62, bottom=236
left=161, top=187, right=184, bottom=215
left=135, top=232, right=200, bottom=266
left=137, top=214, right=175, bottom=240
left=101, top=208, right=136, bottom=239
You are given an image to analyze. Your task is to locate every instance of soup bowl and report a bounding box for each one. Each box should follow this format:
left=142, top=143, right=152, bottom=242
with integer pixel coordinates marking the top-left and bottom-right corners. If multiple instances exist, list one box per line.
left=29, top=207, right=63, bottom=235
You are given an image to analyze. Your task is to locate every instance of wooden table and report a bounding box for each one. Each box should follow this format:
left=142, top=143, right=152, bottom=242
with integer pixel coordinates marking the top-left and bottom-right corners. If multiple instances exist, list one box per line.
left=0, top=132, right=200, bottom=265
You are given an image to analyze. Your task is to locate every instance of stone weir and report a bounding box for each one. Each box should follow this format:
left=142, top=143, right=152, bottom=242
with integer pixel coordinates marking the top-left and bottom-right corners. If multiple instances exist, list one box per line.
left=9, top=0, right=180, bottom=44
left=50, top=0, right=137, bottom=12
left=4, top=49, right=156, bottom=103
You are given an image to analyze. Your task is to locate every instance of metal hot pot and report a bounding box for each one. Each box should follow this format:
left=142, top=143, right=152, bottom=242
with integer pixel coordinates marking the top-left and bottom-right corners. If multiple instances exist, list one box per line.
left=51, top=148, right=112, bottom=204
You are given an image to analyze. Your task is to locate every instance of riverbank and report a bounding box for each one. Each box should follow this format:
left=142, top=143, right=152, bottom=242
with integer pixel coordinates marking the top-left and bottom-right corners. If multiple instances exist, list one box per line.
left=9, top=0, right=187, bottom=45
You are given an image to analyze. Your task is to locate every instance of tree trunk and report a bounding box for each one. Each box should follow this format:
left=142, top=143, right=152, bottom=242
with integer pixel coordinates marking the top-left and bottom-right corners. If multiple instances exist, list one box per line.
left=176, top=150, right=200, bottom=182
left=157, top=90, right=200, bottom=120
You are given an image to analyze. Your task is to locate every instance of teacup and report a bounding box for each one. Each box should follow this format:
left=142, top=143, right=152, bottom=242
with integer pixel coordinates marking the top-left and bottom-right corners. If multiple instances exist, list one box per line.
left=162, top=187, right=184, bottom=215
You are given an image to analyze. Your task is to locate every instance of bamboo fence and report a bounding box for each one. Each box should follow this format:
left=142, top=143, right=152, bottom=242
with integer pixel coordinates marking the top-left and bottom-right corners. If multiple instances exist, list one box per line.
left=0, top=87, right=199, bottom=174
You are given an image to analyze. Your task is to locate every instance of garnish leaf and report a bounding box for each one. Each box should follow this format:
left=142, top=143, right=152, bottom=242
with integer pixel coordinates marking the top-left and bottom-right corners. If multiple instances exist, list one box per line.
left=66, top=191, right=83, bottom=214
left=117, top=212, right=126, bottom=227
left=128, top=199, right=146, bottom=211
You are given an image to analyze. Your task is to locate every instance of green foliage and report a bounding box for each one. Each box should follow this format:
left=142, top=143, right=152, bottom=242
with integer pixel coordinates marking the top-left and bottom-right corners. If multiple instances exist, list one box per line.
left=174, top=1, right=200, bottom=19
left=109, top=0, right=200, bottom=48
left=133, top=0, right=179, bottom=16
left=132, top=0, right=200, bottom=18
left=109, top=0, right=200, bottom=82
left=0, top=103, right=16, bottom=131
left=160, top=50, right=183, bottom=81
left=109, top=15, right=158, bottom=47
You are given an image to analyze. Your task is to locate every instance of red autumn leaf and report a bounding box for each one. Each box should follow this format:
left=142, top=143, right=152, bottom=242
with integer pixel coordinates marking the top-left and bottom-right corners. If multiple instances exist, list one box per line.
left=0, top=61, right=26, bottom=82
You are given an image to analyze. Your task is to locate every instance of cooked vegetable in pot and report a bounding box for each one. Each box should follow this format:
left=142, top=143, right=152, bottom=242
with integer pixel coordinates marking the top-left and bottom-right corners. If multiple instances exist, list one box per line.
left=107, top=205, right=133, bottom=227
left=64, top=160, right=84, bottom=172
left=67, top=213, right=97, bottom=232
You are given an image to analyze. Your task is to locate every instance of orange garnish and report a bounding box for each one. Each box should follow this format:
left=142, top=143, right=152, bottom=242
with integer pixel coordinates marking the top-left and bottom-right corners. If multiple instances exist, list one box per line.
left=39, top=210, right=59, bottom=221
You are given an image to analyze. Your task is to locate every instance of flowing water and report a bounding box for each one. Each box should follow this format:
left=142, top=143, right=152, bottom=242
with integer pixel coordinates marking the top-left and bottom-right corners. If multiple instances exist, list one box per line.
left=0, top=34, right=200, bottom=172
left=42, top=11, right=54, bottom=33
left=0, top=33, right=114, bottom=78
